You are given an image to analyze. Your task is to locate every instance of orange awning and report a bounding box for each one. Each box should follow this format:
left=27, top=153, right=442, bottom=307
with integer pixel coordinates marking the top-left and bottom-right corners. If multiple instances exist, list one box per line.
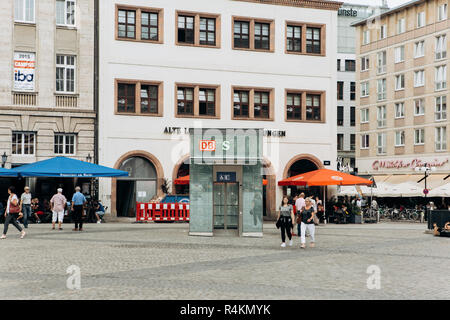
left=174, top=175, right=268, bottom=186
left=278, top=169, right=373, bottom=187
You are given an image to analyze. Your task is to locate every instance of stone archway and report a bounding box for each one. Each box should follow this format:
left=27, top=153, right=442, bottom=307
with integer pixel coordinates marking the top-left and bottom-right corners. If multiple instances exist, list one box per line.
left=283, top=153, right=324, bottom=179
left=111, top=150, right=164, bottom=216
left=172, top=154, right=190, bottom=195
left=262, top=157, right=277, bottom=220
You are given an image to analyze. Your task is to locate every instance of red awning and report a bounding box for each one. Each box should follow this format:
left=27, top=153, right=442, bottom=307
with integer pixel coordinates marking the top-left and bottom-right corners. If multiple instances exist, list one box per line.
left=174, top=175, right=268, bottom=186
left=278, top=169, right=373, bottom=187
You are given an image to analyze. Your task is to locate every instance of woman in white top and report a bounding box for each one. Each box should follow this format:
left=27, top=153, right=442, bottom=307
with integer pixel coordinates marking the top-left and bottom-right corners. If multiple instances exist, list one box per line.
left=1, top=186, right=26, bottom=239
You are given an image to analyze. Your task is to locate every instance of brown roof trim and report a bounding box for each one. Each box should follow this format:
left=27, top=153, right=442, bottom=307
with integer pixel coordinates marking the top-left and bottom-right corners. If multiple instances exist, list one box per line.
left=233, top=0, right=343, bottom=11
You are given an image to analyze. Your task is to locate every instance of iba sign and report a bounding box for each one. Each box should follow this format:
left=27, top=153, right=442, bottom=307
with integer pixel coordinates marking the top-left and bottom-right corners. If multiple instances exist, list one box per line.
left=13, top=52, right=35, bottom=91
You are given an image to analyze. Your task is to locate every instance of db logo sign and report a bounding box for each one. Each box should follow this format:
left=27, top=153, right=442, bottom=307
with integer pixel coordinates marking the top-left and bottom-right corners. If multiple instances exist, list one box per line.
left=199, top=140, right=216, bottom=152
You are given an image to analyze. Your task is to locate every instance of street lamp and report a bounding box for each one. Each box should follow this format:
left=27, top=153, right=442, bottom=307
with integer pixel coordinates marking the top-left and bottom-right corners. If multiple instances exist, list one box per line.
left=1, top=152, right=7, bottom=168
left=415, top=166, right=436, bottom=225
left=86, top=153, right=92, bottom=163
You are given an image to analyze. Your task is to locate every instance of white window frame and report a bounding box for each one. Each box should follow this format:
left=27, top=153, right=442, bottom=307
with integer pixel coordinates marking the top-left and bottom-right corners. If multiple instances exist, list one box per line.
left=414, top=128, right=425, bottom=145
left=435, top=126, right=447, bottom=151
left=395, top=74, right=405, bottom=91
left=54, top=133, right=76, bottom=155
left=56, top=0, right=76, bottom=27
left=377, top=105, right=386, bottom=128
left=363, top=30, right=370, bottom=45
left=435, top=35, right=447, bottom=60
left=56, top=55, right=76, bottom=93
left=377, top=79, right=386, bottom=101
left=361, top=56, right=369, bottom=71
left=14, top=0, right=35, bottom=23
left=435, top=65, right=447, bottom=91
left=361, top=81, right=369, bottom=97
left=414, top=70, right=425, bottom=87
left=377, top=132, right=386, bottom=154
left=380, top=24, right=387, bottom=39
left=435, top=96, right=447, bottom=121
left=360, top=108, right=369, bottom=123
left=377, top=51, right=386, bottom=74
left=438, top=4, right=447, bottom=21
left=395, top=131, right=405, bottom=147
left=395, top=102, right=405, bottom=118
left=397, top=18, right=405, bottom=34
left=11, top=131, right=36, bottom=156
left=414, top=99, right=425, bottom=116
left=414, top=40, right=425, bottom=58
left=394, top=46, right=405, bottom=63
left=361, top=134, right=369, bottom=149
left=417, top=11, right=425, bottom=28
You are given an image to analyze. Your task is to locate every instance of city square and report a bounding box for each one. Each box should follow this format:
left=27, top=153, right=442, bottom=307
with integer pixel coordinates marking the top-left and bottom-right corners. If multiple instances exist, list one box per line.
left=1, top=221, right=449, bottom=300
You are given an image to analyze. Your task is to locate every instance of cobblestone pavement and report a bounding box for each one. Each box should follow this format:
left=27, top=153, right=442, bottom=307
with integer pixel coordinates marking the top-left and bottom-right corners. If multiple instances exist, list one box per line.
left=0, top=221, right=449, bottom=300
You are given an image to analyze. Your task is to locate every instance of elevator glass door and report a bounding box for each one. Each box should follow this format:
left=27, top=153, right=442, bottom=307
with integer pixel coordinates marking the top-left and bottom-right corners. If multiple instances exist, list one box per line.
left=213, top=182, right=239, bottom=230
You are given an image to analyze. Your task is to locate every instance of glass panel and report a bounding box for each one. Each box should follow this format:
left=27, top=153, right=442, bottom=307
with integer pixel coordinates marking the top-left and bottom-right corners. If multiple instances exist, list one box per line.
left=213, top=183, right=225, bottom=229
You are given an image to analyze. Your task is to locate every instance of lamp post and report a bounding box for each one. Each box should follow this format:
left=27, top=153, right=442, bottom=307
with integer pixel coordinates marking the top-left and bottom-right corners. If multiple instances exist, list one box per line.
left=86, top=153, right=92, bottom=163
left=415, top=166, right=436, bottom=226
left=1, top=152, right=7, bottom=168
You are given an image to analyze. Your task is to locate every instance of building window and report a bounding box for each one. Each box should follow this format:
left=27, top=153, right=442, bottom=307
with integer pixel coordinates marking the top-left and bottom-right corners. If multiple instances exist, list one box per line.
left=56, top=55, right=75, bottom=93
left=306, top=94, right=321, bottom=121
left=377, top=51, right=386, bottom=74
left=415, top=99, right=425, bottom=116
left=438, top=4, right=447, bottom=21
left=141, top=12, right=159, bottom=41
left=56, top=0, right=75, bottom=26
left=287, top=25, right=301, bottom=52
left=198, top=88, right=216, bottom=116
left=233, top=90, right=250, bottom=118
left=254, top=91, right=270, bottom=118
left=350, top=106, right=355, bottom=126
left=118, top=9, right=136, bottom=39
left=337, top=134, right=344, bottom=151
left=14, top=0, right=34, bottom=23
left=350, top=134, right=355, bottom=151
left=337, top=59, right=341, bottom=71
left=435, top=96, right=447, bottom=121
left=435, top=65, right=447, bottom=90
left=395, top=103, right=404, bottom=118
left=177, top=87, right=194, bottom=115
left=435, top=126, right=447, bottom=151
left=395, top=131, right=405, bottom=146
left=350, top=82, right=355, bottom=101
left=417, top=11, right=425, bottom=28
left=200, top=17, right=216, bottom=46
left=397, top=18, right=405, bottom=34
left=361, top=81, right=369, bottom=97
left=395, top=74, right=405, bottom=91
left=377, top=133, right=386, bottom=154
left=361, top=56, right=369, bottom=71
left=377, top=105, right=386, bottom=128
left=414, top=41, right=425, bottom=58
left=254, top=22, right=270, bottom=50
left=380, top=24, right=387, bottom=39
left=234, top=20, right=250, bottom=48
left=337, top=81, right=343, bottom=100
left=414, top=70, right=425, bottom=87
left=116, top=80, right=162, bottom=116
left=394, top=46, right=404, bottom=63
left=306, top=27, right=321, bottom=54
left=345, top=60, right=355, bottom=72
left=377, top=78, right=386, bottom=101
left=415, top=129, right=425, bottom=145
left=54, top=133, right=75, bottom=155
left=361, top=134, right=369, bottom=149
left=363, top=29, right=370, bottom=45
left=360, top=108, right=369, bottom=123
left=12, top=132, right=35, bottom=155
left=435, top=35, right=447, bottom=60
left=177, top=15, right=195, bottom=44
left=286, top=93, right=302, bottom=120
left=337, top=106, right=344, bottom=126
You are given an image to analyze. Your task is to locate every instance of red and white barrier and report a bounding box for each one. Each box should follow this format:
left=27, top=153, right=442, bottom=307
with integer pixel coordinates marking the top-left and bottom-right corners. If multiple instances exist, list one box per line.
left=136, top=202, right=190, bottom=222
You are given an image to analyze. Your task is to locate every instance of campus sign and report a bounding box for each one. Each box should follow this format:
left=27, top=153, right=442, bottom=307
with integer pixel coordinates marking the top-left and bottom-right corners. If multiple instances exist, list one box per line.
left=372, top=158, right=449, bottom=170
left=13, top=52, right=35, bottom=91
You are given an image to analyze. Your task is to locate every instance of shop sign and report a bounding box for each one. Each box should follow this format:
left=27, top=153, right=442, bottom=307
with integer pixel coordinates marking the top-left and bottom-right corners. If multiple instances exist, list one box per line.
left=263, top=129, right=286, bottom=137
left=217, top=172, right=236, bottom=182
left=199, top=140, right=216, bottom=152
left=372, top=158, right=449, bottom=170
left=13, top=52, right=35, bottom=91
left=163, top=127, right=189, bottom=134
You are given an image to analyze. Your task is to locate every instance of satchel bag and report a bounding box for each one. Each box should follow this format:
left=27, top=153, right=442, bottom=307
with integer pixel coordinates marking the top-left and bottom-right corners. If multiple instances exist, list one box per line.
left=8, top=197, right=20, bottom=214
left=313, top=215, right=320, bottom=225
left=276, top=218, right=281, bottom=229
left=296, top=213, right=302, bottom=225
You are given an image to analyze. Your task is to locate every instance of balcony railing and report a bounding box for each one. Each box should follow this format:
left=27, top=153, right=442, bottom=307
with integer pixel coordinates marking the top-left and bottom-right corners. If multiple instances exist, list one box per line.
left=12, top=92, right=37, bottom=106
left=55, top=94, right=78, bottom=108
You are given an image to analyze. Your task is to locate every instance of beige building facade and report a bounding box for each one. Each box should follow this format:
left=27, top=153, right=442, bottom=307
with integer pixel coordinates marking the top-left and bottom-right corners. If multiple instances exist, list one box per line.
left=353, top=0, right=450, bottom=194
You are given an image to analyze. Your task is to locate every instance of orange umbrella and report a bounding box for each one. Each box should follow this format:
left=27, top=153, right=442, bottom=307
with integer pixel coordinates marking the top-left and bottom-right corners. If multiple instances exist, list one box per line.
left=175, top=175, right=268, bottom=186
left=278, top=169, right=373, bottom=187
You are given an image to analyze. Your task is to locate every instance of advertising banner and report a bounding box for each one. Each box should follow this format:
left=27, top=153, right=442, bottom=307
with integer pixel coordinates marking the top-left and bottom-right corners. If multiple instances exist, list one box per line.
left=13, top=52, right=35, bottom=91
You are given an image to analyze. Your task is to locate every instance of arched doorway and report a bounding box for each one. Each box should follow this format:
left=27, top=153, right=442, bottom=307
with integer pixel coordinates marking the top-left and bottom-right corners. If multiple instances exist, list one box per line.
left=172, top=154, right=190, bottom=195
left=283, top=154, right=323, bottom=200
left=262, top=158, right=276, bottom=220
left=112, top=151, right=164, bottom=217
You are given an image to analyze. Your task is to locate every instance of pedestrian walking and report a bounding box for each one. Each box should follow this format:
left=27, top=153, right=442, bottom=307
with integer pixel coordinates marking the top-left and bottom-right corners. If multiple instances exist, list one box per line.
left=20, top=186, right=32, bottom=228
left=50, top=188, right=67, bottom=230
left=277, top=196, right=295, bottom=247
left=71, top=186, right=86, bottom=231
left=300, top=198, right=316, bottom=249
left=295, top=193, right=306, bottom=237
left=1, top=186, right=26, bottom=239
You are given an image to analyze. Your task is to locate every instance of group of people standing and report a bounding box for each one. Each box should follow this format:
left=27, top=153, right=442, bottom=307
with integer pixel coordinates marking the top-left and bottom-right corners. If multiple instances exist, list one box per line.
left=277, top=192, right=319, bottom=249
left=1, top=185, right=94, bottom=239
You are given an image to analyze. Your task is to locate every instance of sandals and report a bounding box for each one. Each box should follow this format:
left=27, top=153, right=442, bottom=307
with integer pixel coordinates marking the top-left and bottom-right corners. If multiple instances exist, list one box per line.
left=0, top=235, right=6, bottom=239
left=20, top=231, right=26, bottom=239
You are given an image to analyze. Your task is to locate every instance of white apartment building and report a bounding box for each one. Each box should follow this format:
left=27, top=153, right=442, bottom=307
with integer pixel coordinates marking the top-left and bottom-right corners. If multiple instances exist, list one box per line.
left=98, top=0, right=342, bottom=220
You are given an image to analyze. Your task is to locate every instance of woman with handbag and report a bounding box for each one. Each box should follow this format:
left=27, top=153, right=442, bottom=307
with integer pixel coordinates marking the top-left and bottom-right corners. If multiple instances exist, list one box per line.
left=277, top=196, right=295, bottom=248
left=300, top=198, right=316, bottom=249
left=1, top=186, right=26, bottom=239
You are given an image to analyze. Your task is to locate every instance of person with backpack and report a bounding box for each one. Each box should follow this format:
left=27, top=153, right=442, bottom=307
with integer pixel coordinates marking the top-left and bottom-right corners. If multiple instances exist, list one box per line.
left=1, top=186, right=26, bottom=239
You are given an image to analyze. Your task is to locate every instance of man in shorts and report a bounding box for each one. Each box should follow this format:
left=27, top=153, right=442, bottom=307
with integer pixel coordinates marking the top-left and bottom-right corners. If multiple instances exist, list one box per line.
left=50, top=188, right=67, bottom=230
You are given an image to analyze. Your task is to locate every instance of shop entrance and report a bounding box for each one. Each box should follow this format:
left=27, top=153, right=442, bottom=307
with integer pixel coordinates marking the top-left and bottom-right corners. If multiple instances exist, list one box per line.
left=213, top=182, right=239, bottom=232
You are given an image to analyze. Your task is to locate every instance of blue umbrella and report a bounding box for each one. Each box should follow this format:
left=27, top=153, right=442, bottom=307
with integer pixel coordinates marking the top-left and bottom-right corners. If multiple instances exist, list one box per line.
left=12, top=156, right=128, bottom=178
left=0, top=167, right=19, bottom=177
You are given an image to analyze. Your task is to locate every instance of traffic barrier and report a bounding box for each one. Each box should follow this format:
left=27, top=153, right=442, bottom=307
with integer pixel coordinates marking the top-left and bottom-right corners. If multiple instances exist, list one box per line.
left=136, top=202, right=190, bottom=222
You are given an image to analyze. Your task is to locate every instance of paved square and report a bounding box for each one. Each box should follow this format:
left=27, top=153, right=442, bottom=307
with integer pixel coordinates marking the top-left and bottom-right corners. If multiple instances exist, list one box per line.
left=1, top=221, right=449, bottom=300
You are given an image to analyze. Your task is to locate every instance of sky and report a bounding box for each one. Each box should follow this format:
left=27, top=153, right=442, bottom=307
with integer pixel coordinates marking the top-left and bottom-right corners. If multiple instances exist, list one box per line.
left=344, top=0, right=410, bottom=9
